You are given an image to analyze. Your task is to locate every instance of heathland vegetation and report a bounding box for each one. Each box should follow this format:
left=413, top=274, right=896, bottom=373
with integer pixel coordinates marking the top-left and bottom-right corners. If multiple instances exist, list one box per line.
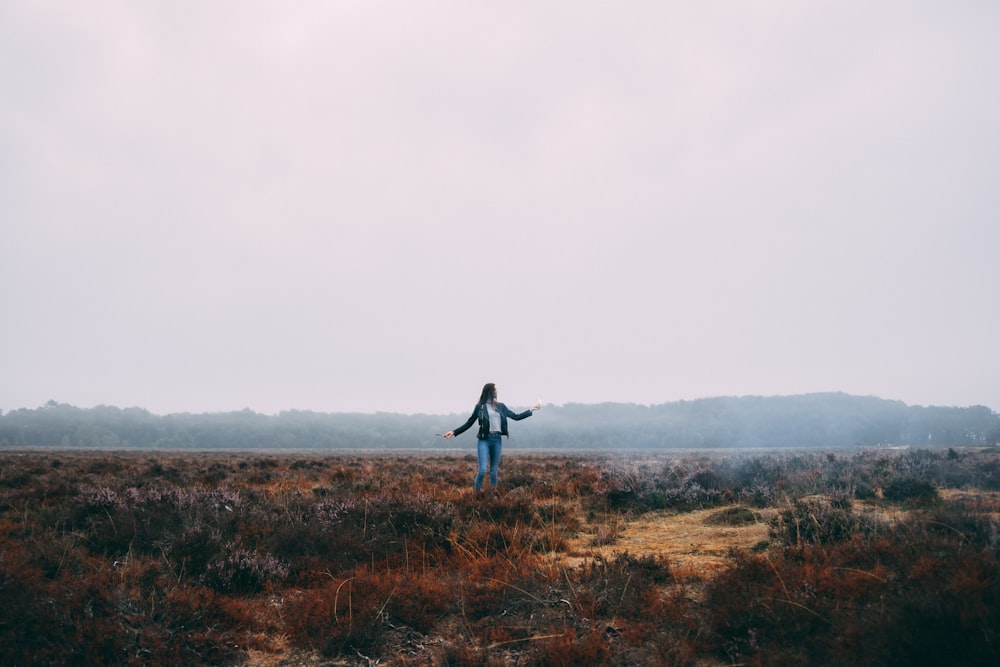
left=2, top=447, right=999, bottom=665
left=2, top=393, right=998, bottom=449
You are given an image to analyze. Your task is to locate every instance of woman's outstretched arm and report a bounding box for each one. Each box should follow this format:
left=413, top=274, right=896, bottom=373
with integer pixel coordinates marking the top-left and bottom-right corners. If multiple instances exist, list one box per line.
left=443, top=407, right=479, bottom=439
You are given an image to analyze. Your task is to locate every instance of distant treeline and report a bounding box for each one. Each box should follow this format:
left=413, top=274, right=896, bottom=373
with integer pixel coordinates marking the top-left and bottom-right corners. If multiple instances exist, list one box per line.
left=1, top=393, right=998, bottom=450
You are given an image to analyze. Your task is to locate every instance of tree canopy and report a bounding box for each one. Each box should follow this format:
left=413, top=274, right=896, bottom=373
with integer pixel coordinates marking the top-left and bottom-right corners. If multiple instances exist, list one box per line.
left=1, top=393, right=997, bottom=450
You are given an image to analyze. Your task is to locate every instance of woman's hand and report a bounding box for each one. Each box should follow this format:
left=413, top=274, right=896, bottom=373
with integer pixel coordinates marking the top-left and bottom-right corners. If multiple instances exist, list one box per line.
left=531, top=403, right=541, bottom=411
left=442, top=431, right=454, bottom=439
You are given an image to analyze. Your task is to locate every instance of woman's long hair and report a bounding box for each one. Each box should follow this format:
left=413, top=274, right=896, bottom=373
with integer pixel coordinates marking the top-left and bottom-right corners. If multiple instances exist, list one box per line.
left=478, top=383, right=497, bottom=405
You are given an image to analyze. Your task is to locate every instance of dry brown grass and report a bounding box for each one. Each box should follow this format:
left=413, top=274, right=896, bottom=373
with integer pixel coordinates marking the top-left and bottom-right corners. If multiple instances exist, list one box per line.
left=565, top=506, right=772, bottom=579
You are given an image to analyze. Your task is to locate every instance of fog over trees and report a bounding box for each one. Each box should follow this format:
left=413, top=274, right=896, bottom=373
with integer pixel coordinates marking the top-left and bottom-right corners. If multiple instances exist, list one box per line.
left=2, top=393, right=998, bottom=450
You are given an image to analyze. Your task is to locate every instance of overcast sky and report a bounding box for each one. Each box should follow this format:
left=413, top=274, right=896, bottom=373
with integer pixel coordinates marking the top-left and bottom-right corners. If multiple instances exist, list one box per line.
left=2, top=1, right=998, bottom=417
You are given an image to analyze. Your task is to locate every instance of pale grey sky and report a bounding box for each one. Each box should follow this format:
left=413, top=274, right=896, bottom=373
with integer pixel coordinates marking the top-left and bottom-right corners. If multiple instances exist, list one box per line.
left=2, top=1, right=998, bottom=416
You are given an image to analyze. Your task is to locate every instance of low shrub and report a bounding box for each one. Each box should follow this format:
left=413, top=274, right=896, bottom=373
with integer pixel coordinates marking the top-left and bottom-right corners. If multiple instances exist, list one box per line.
left=529, top=628, right=611, bottom=667
left=770, top=499, right=881, bottom=546
left=285, top=567, right=455, bottom=657
left=3, top=448, right=1000, bottom=666
left=202, top=545, right=290, bottom=594
left=574, top=552, right=672, bottom=620
left=707, top=504, right=1000, bottom=666
left=706, top=506, right=761, bottom=526
left=883, top=477, right=939, bottom=504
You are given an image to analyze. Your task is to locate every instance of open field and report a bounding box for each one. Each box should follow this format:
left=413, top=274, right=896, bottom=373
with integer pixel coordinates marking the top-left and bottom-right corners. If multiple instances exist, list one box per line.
left=2, top=447, right=999, bottom=665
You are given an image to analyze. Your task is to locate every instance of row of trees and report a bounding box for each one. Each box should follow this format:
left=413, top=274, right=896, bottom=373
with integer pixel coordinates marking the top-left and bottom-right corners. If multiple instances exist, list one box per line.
left=1, top=393, right=998, bottom=450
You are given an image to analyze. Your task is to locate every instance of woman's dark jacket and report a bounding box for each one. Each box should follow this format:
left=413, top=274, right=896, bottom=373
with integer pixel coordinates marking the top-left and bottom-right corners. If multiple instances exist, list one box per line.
left=452, top=402, right=532, bottom=440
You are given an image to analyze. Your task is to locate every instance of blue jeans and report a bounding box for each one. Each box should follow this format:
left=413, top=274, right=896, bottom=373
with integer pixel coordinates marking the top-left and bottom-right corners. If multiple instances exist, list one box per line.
left=475, top=433, right=503, bottom=491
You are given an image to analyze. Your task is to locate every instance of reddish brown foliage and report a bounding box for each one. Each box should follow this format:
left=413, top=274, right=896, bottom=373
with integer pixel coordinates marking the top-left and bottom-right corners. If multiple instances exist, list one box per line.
left=1, top=448, right=999, bottom=665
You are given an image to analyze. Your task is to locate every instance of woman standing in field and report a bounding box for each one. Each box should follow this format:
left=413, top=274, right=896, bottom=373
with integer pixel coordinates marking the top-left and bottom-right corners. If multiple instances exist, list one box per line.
left=443, top=383, right=540, bottom=492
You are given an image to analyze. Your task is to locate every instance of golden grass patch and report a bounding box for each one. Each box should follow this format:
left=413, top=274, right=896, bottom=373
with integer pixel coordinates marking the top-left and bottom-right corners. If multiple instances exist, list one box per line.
left=566, top=505, right=772, bottom=578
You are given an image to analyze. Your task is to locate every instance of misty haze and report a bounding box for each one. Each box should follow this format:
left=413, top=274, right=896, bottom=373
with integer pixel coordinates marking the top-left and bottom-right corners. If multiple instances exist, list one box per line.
left=3, top=2, right=1000, bottom=666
